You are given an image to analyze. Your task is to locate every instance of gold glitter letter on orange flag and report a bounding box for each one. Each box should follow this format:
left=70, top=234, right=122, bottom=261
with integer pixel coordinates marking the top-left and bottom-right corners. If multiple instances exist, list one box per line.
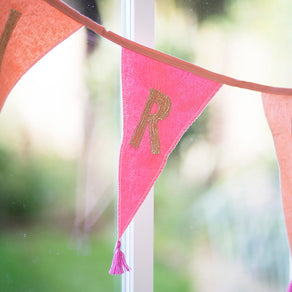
left=0, top=0, right=82, bottom=111
left=0, top=9, right=21, bottom=71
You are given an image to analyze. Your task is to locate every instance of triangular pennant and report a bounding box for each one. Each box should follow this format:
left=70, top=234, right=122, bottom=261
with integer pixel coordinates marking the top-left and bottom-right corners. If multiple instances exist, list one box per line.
left=112, top=48, right=222, bottom=268
left=262, top=93, right=292, bottom=291
left=0, top=0, right=82, bottom=110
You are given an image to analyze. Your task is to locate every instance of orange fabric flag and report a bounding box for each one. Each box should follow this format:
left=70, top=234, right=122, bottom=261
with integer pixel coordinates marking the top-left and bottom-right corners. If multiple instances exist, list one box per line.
left=0, top=0, right=82, bottom=110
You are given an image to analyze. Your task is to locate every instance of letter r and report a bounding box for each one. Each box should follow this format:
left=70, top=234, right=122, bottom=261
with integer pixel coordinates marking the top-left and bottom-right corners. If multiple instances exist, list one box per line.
left=130, top=88, right=172, bottom=154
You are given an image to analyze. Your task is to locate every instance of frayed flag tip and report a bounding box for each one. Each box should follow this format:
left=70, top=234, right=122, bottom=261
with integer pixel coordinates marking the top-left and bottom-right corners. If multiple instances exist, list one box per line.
left=109, top=240, right=130, bottom=275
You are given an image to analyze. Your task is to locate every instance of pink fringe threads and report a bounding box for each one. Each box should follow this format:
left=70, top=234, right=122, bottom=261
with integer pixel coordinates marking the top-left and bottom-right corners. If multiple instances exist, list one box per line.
left=288, top=281, right=292, bottom=292
left=109, top=240, right=130, bottom=275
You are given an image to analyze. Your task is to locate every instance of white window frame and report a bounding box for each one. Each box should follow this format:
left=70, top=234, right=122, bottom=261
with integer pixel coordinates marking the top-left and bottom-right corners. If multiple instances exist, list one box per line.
left=121, top=0, right=155, bottom=291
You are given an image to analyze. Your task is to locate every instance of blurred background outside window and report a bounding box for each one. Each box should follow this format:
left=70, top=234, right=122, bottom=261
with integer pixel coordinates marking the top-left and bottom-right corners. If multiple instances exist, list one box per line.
left=0, top=0, right=291, bottom=291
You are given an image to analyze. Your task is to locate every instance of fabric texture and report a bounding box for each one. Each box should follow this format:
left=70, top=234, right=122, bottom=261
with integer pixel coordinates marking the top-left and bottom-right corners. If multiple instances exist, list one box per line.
left=0, top=0, right=82, bottom=110
left=118, top=47, right=222, bottom=239
left=262, top=93, right=292, bottom=249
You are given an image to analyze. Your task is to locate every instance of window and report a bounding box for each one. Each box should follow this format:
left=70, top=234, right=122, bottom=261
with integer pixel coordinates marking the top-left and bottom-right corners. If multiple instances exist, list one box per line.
left=1, top=0, right=291, bottom=291
left=153, top=0, right=291, bottom=291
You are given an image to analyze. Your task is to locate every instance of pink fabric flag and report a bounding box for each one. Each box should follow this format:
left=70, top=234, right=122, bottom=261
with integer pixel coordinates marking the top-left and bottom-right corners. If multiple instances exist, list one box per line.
left=262, top=93, right=292, bottom=291
left=112, top=47, right=222, bottom=265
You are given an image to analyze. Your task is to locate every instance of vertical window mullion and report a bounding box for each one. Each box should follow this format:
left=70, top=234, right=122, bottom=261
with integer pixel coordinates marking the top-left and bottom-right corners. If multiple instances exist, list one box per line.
left=121, top=0, right=155, bottom=291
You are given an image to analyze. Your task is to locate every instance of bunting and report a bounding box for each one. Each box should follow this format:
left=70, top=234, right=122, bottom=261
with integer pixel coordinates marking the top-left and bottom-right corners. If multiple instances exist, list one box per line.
left=1, top=0, right=292, bottom=289
left=109, top=48, right=221, bottom=274
left=262, top=93, right=292, bottom=292
left=0, top=0, right=82, bottom=110
left=118, top=48, right=222, bottom=238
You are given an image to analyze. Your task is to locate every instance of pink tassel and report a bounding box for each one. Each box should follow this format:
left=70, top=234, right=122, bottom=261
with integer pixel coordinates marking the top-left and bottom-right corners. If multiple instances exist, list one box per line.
left=109, top=240, right=130, bottom=275
left=288, top=282, right=292, bottom=292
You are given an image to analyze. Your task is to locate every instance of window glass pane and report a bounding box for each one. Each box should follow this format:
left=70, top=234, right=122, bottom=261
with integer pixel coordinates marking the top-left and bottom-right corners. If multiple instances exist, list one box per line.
left=155, top=0, right=291, bottom=291
left=0, top=1, right=121, bottom=291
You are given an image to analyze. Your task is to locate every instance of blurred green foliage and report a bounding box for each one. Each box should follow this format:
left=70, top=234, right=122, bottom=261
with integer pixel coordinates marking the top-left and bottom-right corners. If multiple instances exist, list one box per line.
left=0, top=146, right=45, bottom=221
left=174, top=0, right=230, bottom=22
left=0, top=226, right=190, bottom=291
left=0, top=229, right=116, bottom=292
left=155, top=260, right=191, bottom=291
left=0, top=144, right=76, bottom=223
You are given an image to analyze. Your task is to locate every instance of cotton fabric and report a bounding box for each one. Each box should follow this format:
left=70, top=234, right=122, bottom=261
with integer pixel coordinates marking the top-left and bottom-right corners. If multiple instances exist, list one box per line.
left=118, top=48, right=222, bottom=239
left=0, top=0, right=82, bottom=110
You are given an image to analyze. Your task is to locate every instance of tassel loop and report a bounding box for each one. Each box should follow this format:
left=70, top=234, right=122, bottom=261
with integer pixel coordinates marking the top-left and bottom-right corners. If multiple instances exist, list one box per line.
left=109, top=240, right=130, bottom=275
